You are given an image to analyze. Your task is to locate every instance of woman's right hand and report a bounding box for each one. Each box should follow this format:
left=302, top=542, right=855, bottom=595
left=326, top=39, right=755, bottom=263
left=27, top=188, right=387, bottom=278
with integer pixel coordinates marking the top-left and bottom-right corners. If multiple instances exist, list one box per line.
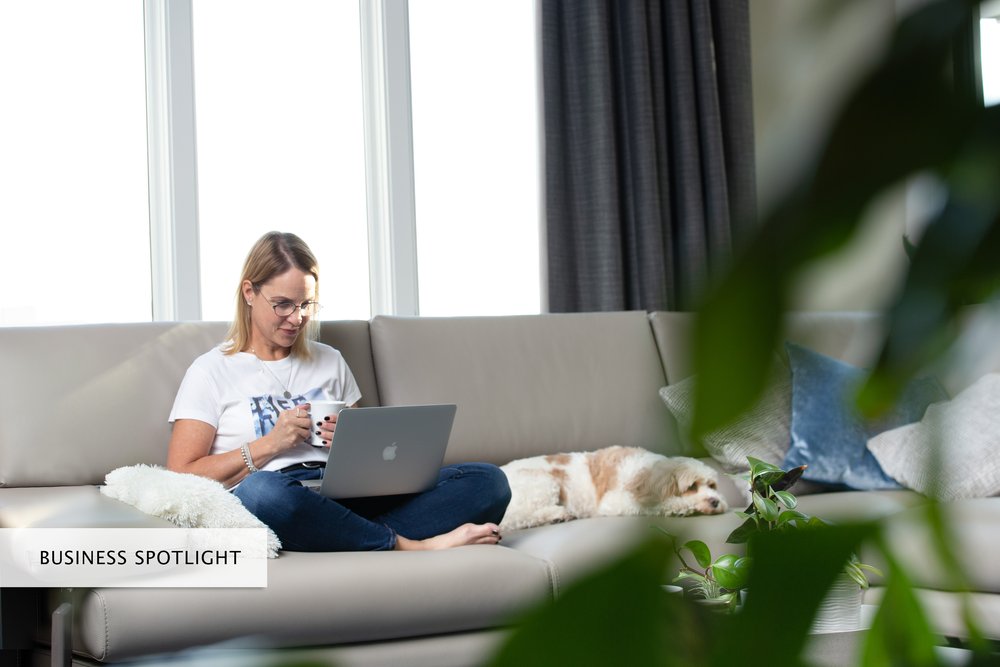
left=267, top=404, right=313, bottom=452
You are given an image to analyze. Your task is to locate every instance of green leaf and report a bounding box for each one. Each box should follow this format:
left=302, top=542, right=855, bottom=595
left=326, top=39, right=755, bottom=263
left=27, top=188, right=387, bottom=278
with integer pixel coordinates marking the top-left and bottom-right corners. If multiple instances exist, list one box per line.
left=725, top=516, right=758, bottom=545
left=753, top=494, right=780, bottom=523
left=861, top=547, right=940, bottom=667
left=691, top=267, right=785, bottom=438
left=772, top=466, right=808, bottom=493
left=773, top=490, right=797, bottom=509
left=776, top=510, right=808, bottom=527
left=860, top=188, right=1000, bottom=416
left=682, top=540, right=712, bottom=569
left=747, top=457, right=781, bottom=477
left=691, top=0, right=981, bottom=448
left=858, top=563, right=884, bottom=579
left=713, top=523, right=877, bottom=666
left=711, top=554, right=751, bottom=591
left=755, top=469, right=785, bottom=484
left=689, top=577, right=721, bottom=601
left=803, top=516, right=830, bottom=529
left=844, top=562, right=870, bottom=589
left=489, top=533, right=705, bottom=667
left=674, top=570, right=707, bottom=585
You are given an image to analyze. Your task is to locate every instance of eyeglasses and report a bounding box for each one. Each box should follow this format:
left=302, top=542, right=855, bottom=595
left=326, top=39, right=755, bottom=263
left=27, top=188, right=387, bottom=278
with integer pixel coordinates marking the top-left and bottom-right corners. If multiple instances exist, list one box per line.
left=253, top=286, right=322, bottom=318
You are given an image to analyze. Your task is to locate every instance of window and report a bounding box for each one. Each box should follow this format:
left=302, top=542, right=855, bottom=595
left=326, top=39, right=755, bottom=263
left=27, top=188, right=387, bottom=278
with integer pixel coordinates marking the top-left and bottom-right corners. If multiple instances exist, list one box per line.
left=0, top=2, right=150, bottom=325
left=0, top=1, right=542, bottom=326
left=409, top=0, right=541, bottom=316
left=192, top=0, right=370, bottom=321
left=982, top=1, right=1000, bottom=106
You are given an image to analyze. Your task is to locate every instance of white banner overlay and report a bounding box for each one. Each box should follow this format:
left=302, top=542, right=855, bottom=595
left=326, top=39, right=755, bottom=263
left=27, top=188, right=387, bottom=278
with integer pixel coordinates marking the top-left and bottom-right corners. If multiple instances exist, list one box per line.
left=0, top=528, right=268, bottom=587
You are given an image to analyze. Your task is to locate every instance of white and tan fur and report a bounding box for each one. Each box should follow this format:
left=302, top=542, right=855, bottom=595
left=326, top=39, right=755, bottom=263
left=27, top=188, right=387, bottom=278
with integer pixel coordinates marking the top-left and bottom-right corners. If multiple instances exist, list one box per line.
left=499, top=446, right=727, bottom=531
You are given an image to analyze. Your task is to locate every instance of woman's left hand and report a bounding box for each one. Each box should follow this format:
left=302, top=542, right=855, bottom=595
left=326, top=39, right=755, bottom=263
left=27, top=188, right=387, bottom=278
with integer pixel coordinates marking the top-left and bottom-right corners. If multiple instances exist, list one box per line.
left=315, top=412, right=338, bottom=447
left=314, top=403, right=358, bottom=447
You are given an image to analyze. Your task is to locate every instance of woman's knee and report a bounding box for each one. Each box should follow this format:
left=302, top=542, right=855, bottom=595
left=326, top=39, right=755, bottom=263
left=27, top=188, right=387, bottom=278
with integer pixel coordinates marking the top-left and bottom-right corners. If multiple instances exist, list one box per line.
left=460, top=463, right=512, bottom=520
left=232, top=471, right=294, bottom=515
left=487, top=464, right=513, bottom=508
left=492, top=466, right=513, bottom=518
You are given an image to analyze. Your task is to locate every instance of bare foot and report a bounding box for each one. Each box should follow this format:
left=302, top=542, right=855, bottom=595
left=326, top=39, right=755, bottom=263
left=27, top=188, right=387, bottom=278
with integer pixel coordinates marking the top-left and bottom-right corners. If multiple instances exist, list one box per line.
left=395, top=523, right=502, bottom=551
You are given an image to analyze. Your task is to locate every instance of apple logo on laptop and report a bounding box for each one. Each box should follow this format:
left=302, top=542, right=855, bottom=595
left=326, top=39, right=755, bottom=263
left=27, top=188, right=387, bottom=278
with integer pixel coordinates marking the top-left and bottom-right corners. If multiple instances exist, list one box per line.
left=382, top=442, right=398, bottom=461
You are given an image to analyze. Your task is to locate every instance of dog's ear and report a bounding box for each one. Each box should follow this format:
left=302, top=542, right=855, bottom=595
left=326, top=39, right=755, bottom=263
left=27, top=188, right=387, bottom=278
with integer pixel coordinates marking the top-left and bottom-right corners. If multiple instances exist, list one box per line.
left=628, top=460, right=679, bottom=507
left=669, top=465, right=704, bottom=500
left=661, top=463, right=683, bottom=499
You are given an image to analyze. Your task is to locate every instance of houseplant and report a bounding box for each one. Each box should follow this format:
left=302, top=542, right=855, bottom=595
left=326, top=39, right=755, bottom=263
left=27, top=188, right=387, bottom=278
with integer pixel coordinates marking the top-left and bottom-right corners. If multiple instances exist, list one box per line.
left=489, top=1, right=998, bottom=664
left=729, top=457, right=882, bottom=630
left=727, top=458, right=880, bottom=588
left=668, top=457, right=881, bottom=619
left=669, top=538, right=748, bottom=612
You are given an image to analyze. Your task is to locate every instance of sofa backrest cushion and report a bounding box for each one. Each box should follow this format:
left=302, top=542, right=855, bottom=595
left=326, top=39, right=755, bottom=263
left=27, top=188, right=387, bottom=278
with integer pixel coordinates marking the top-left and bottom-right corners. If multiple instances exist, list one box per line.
left=0, top=322, right=227, bottom=487
left=649, top=311, right=887, bottom=383
left=650, top=307, right=1000, bottom=396
left=0, top=320, right=377, bottom=487
left=369, top=312, right=679, bottom=465
left=318, top=320, right=380, bottom=407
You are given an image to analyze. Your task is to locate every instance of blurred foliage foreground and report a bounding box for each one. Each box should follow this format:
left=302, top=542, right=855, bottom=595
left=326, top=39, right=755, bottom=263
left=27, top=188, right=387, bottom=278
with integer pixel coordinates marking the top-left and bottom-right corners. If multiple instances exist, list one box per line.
left=490, top=1, right=1000, bottom=665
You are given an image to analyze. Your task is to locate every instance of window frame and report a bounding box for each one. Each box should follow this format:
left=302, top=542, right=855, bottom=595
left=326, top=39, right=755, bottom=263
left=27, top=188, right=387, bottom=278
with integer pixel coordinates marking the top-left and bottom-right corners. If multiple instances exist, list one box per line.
left=146, top=0, right=420, bottom=321
left=145, top=0, right=202, bottom=321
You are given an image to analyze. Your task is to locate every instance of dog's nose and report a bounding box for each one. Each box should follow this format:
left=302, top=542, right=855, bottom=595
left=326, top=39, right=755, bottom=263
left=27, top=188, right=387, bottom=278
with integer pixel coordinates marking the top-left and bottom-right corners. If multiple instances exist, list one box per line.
left=710, top=498, right=719, bottom=508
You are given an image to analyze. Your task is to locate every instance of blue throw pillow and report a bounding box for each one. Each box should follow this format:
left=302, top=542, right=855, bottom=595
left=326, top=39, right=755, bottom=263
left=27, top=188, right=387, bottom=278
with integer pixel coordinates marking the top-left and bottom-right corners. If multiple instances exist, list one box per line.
left=782, top=342, right=948, bottom=491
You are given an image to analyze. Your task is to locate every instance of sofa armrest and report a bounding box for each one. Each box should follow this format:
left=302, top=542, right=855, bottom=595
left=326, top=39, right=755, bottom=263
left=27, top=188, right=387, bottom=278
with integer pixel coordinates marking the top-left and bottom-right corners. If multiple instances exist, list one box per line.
left=0, top=486, right=175, bottom=529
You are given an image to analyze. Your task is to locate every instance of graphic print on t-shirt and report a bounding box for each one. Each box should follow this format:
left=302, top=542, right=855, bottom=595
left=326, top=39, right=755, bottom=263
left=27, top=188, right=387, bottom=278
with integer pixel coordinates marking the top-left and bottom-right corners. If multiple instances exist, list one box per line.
left=250, top=388, right=325, bottom=440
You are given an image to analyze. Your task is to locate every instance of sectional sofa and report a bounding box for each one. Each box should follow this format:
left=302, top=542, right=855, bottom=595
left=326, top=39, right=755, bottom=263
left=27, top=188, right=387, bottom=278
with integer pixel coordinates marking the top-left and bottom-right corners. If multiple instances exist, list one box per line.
left=0, top=310, right=997, bottom=666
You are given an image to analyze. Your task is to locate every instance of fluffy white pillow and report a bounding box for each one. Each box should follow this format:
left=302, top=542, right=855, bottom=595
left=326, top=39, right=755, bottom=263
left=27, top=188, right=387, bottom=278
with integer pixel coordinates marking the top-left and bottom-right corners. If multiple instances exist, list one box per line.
left=867, top=373, right=1000, bottom=501
left=101, top=464, right=281, bottom=557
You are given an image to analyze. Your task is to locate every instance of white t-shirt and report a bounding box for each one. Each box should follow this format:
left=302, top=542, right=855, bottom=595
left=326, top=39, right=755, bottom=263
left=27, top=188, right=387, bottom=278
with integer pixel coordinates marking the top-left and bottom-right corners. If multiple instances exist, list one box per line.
left=168, top=341, right=363, bottom=472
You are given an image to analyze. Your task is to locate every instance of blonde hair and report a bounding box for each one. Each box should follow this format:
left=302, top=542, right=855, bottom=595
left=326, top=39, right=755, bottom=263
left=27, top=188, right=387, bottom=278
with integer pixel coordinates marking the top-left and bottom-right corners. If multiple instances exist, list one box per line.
left=224, top=231, right=320, bottom=359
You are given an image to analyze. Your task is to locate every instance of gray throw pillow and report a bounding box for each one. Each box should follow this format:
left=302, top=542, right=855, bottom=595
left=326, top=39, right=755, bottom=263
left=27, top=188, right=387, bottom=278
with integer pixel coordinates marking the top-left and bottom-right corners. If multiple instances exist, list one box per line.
left=659, top=366, right=792, bottom=473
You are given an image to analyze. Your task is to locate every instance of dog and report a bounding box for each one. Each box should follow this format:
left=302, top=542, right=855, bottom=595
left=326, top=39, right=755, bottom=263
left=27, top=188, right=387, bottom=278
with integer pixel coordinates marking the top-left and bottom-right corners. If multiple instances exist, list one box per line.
left=498, top=446, right=728, bottom=531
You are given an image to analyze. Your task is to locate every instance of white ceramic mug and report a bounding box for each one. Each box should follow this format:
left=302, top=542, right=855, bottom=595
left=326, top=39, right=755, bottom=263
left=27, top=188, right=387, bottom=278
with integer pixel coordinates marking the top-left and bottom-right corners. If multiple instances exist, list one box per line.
left=308, top=400, right=346, bottom=447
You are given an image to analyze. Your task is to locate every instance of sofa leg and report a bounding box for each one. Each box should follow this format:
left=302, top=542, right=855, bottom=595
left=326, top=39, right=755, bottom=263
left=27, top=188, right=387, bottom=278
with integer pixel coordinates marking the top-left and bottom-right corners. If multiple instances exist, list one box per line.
left=51, top=603, right=72, bottom=667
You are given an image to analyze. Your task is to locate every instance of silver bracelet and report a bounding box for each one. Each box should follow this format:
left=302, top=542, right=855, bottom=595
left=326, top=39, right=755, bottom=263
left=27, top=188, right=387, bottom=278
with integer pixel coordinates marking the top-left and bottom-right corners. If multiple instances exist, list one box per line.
left=240, top=442, right=259, bottom=473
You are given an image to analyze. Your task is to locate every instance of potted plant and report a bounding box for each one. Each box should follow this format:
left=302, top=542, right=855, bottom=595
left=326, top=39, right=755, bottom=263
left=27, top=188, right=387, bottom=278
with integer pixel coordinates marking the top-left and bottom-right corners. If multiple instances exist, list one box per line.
left=729, top=458, right=880, bottom=576
left=731, top=457, right=883, bottom=630
left=667, top=457, right=881, bottom=625
left=669, top=537, right=749, bottom=612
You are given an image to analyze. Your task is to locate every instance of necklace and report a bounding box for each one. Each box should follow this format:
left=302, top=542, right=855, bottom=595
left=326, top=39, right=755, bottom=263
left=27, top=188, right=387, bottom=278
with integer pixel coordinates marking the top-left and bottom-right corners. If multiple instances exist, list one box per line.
left=250, top=348, right=294, bottom=399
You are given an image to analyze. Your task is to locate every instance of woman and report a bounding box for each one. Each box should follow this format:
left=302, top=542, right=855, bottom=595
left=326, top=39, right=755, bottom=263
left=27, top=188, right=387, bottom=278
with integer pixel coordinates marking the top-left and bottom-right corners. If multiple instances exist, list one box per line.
left=167, top=231, right=510, bottom=551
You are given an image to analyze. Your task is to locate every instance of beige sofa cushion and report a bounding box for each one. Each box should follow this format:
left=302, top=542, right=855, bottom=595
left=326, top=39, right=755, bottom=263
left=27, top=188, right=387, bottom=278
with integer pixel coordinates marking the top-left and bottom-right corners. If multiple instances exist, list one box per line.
left=0, top=321, right=377, bottom=488
left=875, top=497, right=1000, bottom=596
left=649, top=310, right=887, bottom=383
left=69, top=547, right=552, bottom=661
left=0, top=322, right=227, bottom=487
left=318, top=320, right=380, bottom=407
left=650, top=306, right=1000, bottom=396
left=504, top=511, right=748, bottom=594
left=370, top=312, right=680, bottom=464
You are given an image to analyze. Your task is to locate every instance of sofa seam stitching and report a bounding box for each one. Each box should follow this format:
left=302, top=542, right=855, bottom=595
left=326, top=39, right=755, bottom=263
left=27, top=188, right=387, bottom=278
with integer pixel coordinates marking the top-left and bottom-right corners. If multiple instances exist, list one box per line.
left=93, top=588, right=111, bottom=661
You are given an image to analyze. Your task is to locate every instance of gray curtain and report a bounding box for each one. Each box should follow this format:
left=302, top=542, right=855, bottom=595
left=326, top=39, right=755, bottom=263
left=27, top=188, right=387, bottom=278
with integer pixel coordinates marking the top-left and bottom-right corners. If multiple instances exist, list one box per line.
left=544, top=0, right=756, bottom=312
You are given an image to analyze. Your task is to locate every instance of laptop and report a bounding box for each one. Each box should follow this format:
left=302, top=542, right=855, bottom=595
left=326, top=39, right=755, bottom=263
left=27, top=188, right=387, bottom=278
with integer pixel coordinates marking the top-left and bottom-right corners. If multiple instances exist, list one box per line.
left=302, top=404, right=456, bottom=499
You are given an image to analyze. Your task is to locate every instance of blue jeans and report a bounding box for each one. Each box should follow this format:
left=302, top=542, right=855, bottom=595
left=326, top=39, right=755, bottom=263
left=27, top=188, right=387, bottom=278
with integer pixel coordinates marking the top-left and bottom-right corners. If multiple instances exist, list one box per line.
left=232, top=463, right=511, bottom=551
